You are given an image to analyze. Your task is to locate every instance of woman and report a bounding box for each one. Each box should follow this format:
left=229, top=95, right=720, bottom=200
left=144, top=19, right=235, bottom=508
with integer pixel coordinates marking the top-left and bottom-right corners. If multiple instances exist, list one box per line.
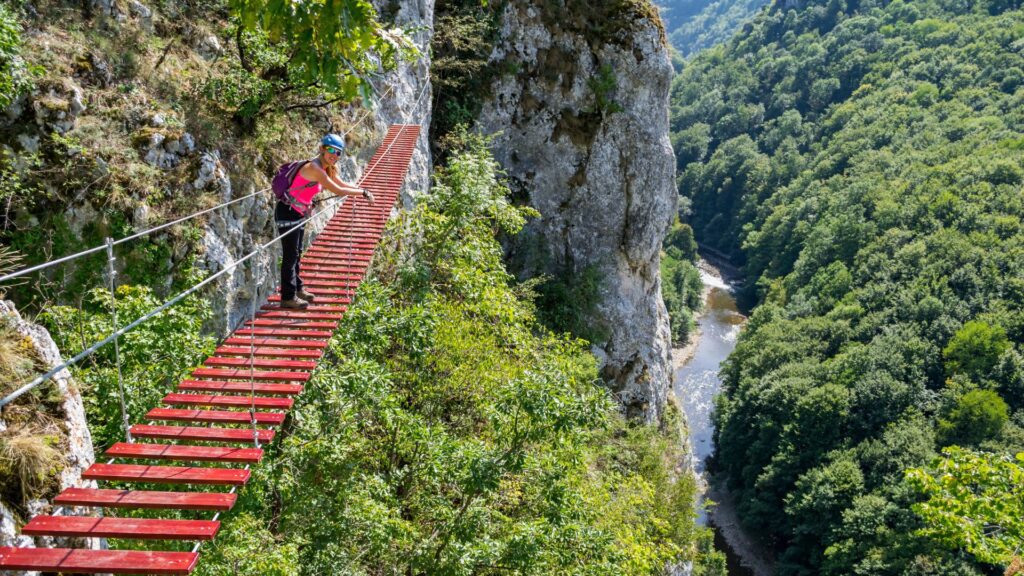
left=277, top=133, right=374, bottom=310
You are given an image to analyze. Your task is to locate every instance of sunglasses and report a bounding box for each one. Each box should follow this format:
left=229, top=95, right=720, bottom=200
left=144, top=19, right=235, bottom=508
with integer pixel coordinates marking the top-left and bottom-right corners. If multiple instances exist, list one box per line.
left=324, top=146, right=344, bottom=155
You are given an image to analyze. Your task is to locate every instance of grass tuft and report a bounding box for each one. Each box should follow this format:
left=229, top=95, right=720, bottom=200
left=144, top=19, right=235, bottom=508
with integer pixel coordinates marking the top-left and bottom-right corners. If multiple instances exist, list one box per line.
left=0, top=426, right=64, bottom=505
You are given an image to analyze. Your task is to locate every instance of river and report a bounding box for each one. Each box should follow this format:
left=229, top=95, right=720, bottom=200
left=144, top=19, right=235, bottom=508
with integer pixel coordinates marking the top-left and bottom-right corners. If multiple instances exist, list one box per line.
left=672, top=261, right=773, bottom=576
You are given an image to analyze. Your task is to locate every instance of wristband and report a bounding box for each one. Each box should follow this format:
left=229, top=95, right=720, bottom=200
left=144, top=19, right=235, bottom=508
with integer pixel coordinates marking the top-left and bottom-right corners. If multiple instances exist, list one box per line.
left=361, top=188, right=370, bottom=199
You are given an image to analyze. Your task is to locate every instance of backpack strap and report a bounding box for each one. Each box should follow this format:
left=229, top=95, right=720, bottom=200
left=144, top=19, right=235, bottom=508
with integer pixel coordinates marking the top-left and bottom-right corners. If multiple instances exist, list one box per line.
left=285, top=159, right=317, bottom=193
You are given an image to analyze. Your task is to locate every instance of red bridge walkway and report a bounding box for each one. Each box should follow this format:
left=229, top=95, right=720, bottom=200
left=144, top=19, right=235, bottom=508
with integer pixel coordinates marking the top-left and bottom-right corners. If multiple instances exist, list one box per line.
left=0, top=124, right=420, bottom=574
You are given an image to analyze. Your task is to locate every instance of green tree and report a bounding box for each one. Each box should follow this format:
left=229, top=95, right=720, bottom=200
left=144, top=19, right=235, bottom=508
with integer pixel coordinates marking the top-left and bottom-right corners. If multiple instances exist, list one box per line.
left=937, top=389, right=1009, bottom=447
left=219, top=0, right=419, bottom=127
left=783, top=456, right=865, bottom=568
left=944, top=321, right=1011, bottom=381
left=908, top=447, right=1024, bottom=569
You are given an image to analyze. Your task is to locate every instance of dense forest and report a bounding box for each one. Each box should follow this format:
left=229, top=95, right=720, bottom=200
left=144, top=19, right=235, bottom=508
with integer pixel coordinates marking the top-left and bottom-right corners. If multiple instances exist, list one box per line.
left=670, top=0, right=1024, bottom=573
left=658, top=0, right=769, bottom=58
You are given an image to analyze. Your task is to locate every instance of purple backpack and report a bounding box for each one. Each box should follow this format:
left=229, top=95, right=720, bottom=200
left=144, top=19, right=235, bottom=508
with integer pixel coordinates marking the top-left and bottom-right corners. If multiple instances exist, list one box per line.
left=272, top=159, right=317, bottom=208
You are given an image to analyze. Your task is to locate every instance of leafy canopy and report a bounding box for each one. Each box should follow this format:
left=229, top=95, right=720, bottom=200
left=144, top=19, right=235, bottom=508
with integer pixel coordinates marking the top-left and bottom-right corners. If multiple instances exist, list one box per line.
left=944, top=321, right=1011, bottom=381
left=908, top=447, right=1024, bottom=568
left=219, top=0, right=419, bottom=123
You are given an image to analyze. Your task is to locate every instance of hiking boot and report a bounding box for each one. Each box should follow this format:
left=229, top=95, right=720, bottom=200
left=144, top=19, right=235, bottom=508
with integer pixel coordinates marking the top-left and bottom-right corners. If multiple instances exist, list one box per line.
left=297, top=289, right=317, bottom=303
left=281, top=297, right=309, bottom=310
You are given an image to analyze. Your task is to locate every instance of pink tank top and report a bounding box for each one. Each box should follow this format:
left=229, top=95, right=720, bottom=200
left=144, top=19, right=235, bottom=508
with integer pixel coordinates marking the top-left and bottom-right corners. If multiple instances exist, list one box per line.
left=288, top=162, right=322, bottom=213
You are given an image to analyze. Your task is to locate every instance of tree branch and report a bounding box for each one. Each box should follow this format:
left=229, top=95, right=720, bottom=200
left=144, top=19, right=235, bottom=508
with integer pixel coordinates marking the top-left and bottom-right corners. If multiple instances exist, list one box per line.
left=236, top=25, right=253, bottom=73
left=280, top=95, right=347, bottom=113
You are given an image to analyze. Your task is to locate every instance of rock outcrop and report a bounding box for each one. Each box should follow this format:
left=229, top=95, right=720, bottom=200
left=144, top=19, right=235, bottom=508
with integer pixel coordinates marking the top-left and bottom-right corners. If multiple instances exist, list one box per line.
left=0, top=301, right=99, bottom=559
left=477, top=0, right=676, bottom=423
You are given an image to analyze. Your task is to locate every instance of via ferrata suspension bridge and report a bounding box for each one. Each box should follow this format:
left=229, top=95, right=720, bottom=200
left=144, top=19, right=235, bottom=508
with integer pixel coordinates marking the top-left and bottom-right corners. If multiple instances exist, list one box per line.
left=0, top=122, right=420, bottom=574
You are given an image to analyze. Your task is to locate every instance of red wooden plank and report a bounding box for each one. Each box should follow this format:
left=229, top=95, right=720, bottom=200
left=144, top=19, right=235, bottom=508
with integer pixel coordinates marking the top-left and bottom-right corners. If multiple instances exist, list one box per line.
left=305, top=250, right=373, bottom=259
left=308, top=237, right=378, bottom=245
left=339, top=219, right=387, bottom=224
left=298, top=281, right=360, bottom=290
left=300, top=259, right=368, bottom=268
left=178, top=380, right=304, bottom=395
left=307, top=239, right=379, bottom=246
left=22, top=515, right=220, bottom=540
left=245, top=318, right=337, bottom=329
left=204, top=356, right=317, bottom=370
left=313, top=238, right=382, bottom=245
left=0, top=547, right=199, bottom=575
left=163, top=393, right=294, bottom=410
left=131, top=424, right=275, bottom=443
left=302, top=261, right=371, bottom=270
left=300, top=257, right=372, bottom=266
left=216, top=346, right=323, bottom=359
left=261, top=304, right=347, bottom=313
left=234, top=328, right=333, bottom=339
left=299, top=271, right=364, bottom=280
left=54, top=487, right=237, bottom=511
left=315, top=234, right=380, bottom=243
left=319, top=225, right=387, bottom=231
left=106, top=442, right=263, bottom=463
left=298, top=266, right=368, bottom=275
left=321, top=226, right=384, bottom=233
left=305, top=251, right=374, bottom=261
left=325, top=219, right=386, bottom=225
left=191, top=368, right=311, bottom=381
left=290, top=282, right=359, bottom=291
left=328, top=225, right=383, bottom=231
left=146, top=407, right=286, bottom=425
left=296, top=266, right=366, bottom=275
left=315, top=225, right=385, bottom=231
left=278, top=288, right=354, bottom=297
left=266, top=294, right=351, bottom=303
left=223, top=337, right=329, bottom=349
left=256, top=309, right=344, bottom=320
left=83, top=463, right=250, bottom=485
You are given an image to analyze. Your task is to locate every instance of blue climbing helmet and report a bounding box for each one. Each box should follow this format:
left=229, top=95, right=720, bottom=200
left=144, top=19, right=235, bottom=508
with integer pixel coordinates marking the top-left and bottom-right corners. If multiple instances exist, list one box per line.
left=321, top=133, right=346, bottom=151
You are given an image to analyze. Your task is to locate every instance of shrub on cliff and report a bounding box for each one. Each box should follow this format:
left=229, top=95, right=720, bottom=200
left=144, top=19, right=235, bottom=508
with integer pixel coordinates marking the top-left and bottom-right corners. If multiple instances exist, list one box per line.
left=0, top=3, right=31, bottom=108
left=39, top=284, right=215, bottom=451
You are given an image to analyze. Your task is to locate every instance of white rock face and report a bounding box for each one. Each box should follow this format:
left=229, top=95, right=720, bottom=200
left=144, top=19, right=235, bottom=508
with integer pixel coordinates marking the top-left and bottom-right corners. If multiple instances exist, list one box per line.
left=0, top=301, right=101, bottom=559
left=141, top=130, right=196, bottom=169
left=373, top=0, right=434, bottom=205
left=477, top=1, right=676, bottom=422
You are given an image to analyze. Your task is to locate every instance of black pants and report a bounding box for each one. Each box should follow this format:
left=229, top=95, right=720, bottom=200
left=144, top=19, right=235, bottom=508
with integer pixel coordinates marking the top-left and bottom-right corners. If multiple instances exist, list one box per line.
left=276, top=202, right=305, bottom=301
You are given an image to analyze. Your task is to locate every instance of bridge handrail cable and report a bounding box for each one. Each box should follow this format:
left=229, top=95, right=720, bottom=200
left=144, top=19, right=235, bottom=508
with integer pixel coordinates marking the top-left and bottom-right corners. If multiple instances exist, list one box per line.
left=0, top=194, right=349, bottom=409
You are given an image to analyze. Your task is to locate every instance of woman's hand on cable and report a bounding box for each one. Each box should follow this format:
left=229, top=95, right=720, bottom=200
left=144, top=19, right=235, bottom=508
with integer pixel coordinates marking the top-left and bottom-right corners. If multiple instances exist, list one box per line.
left=361, top=188, right=375, bottom=204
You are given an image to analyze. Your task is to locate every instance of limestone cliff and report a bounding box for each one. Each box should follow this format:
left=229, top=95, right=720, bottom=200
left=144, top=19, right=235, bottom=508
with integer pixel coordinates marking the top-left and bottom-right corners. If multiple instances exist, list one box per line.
left=476, top=1, right=676, bottom=422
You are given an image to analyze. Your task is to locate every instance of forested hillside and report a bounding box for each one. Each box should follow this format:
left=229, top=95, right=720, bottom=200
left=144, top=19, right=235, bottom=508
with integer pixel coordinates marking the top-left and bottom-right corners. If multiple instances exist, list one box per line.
left=659, top=0, right=768, bottom=58
left=670, top=0, right=1024, bottom=573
